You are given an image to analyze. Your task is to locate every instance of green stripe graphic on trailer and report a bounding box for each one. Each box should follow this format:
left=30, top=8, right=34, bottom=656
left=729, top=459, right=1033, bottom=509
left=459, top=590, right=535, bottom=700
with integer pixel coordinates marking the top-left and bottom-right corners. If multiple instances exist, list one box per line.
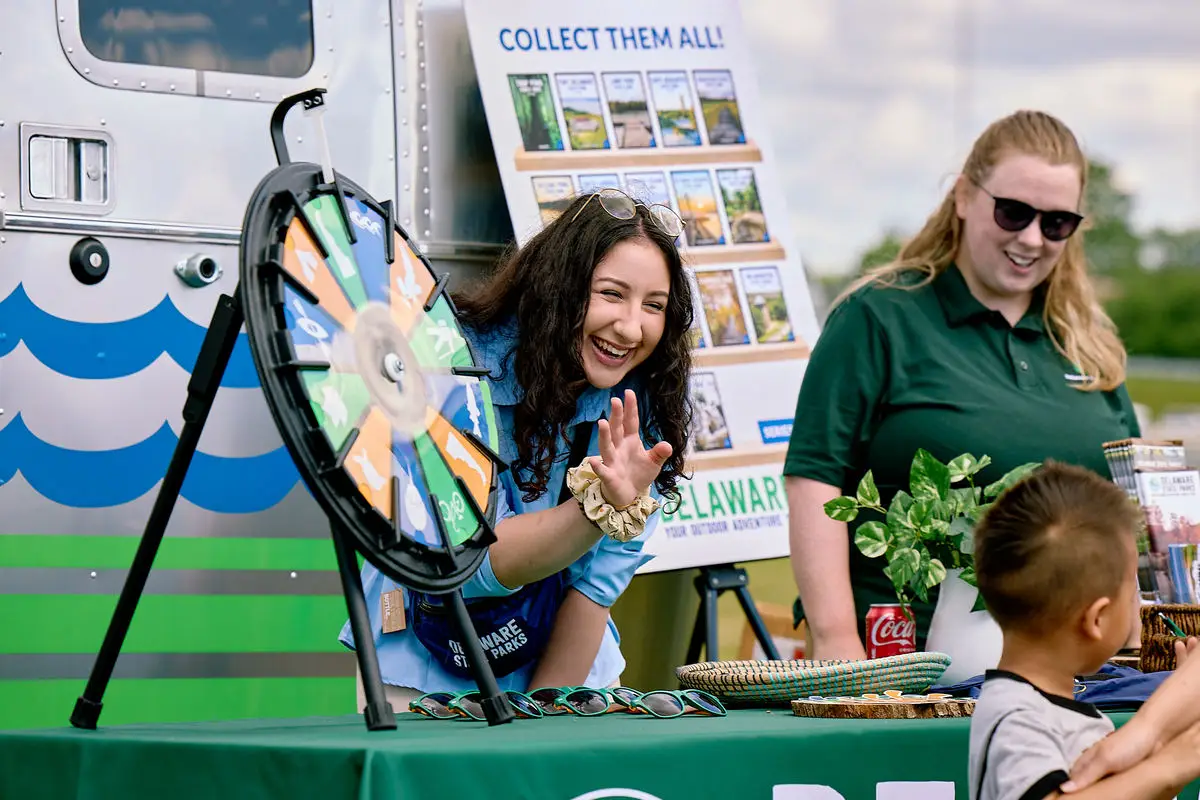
left=0, top=535, right=338, bottom=571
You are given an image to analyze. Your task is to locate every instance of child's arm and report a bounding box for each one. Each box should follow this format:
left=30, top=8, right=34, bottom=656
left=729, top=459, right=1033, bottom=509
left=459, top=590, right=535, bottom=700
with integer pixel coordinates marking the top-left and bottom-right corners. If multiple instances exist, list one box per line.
left=1045, top=719, right=1200, bottom=800
left=1064, top=638, right=1200, bottom=792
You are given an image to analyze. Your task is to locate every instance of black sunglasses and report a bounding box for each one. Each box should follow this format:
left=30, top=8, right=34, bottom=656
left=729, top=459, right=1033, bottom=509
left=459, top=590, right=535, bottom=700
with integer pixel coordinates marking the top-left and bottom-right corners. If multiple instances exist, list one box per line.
left=969, top=178, right=1084, bottom=242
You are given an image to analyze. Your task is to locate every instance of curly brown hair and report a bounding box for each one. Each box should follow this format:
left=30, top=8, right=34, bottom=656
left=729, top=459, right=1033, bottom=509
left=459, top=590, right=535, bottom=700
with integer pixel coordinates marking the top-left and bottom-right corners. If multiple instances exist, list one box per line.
left=452, top=193, right=694, bottom=506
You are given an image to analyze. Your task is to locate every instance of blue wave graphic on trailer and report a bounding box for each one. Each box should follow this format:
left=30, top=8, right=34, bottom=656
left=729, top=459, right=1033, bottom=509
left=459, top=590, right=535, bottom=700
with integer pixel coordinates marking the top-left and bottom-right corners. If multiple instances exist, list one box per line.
left=0, top=414, right=301, bottom=512
left=0, top=285, right=261, bottom=387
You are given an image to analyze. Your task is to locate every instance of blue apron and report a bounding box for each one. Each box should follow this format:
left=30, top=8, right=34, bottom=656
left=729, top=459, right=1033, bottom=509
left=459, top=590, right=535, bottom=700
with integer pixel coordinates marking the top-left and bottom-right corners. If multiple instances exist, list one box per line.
left=408, top=422, right=592, bottom=679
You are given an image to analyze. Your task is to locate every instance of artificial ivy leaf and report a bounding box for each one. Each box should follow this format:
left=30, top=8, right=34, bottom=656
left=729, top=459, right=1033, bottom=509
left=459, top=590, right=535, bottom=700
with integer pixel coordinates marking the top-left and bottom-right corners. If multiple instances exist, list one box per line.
left=957, top=529, right=976, bottom=556
left=854, top=521, right=889, bottom=558
left=887, top=493, right=915, bottom=531
left=923, top=557, right=947, bottom=588
left=891, top=547, right=921, bottom=585
left=950, top=515, right=974, bottom=539
left=913, top=581, right=929, bottom=603
left=972, top=593, right=989, bottom=613
left=911, top=449, right=952, bottom=501
left=958, top=566, right=977, bottom=587
left=892, top=525, right=917, bottom=550
left=856, top=471, right=881, bottom=508
left=882, top=562, right=904, bottom=594
left=948, top=453, right=992, bottom=482
left=950, top=487, right=977, bottom=517
left=983, top=462, right=1041, bottom=500
left=824, top=496, right=859, bottom=522
left=931, top=518, right=951, bottom=537
left=947, top=454, right=977, bottom=483
left=907, top=498, right=935, bottom=530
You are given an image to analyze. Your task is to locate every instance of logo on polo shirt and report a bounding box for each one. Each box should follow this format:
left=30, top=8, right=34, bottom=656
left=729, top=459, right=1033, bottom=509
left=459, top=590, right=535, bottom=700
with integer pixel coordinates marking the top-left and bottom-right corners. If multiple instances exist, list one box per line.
left=1064, top=362, right=1091, bottom=384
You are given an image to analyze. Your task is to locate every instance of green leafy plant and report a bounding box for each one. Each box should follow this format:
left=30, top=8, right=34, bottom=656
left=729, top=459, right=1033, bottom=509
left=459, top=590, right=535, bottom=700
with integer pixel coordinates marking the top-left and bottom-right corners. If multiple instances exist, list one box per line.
left=823, top=450, right=1040, bottom=612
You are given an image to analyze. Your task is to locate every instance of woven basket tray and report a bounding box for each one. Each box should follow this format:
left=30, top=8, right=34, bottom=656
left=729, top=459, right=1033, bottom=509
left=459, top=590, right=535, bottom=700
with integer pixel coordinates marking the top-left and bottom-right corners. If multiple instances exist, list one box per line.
left=1140, top=604, right=1200, bottom=672
left=675, top=652, right=952, bottom=707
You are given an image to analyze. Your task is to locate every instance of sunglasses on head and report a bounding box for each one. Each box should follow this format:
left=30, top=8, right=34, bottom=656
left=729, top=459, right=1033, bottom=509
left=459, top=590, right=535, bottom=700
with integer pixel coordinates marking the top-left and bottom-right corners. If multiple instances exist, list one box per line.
left=570, top=187, right=686, bottom=239
left=970, top=177, right=1083, bottom=242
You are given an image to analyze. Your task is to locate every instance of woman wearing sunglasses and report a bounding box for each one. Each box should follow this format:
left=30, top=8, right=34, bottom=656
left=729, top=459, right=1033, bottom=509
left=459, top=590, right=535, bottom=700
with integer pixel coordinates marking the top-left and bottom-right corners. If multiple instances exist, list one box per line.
left=784, top=110, right=1141, bottom=660
left=339, top=188, right=694, bottom=710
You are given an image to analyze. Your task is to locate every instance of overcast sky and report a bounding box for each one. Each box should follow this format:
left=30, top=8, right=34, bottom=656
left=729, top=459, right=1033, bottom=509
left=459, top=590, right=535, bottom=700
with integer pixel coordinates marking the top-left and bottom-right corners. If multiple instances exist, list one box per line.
left=741, top=0, right=1200, bottom=275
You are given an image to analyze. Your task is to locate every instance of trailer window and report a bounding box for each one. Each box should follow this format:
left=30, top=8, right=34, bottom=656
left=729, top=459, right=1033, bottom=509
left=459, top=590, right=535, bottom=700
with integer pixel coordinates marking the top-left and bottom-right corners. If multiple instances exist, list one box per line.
left=77, top=1, right=314, bottom=79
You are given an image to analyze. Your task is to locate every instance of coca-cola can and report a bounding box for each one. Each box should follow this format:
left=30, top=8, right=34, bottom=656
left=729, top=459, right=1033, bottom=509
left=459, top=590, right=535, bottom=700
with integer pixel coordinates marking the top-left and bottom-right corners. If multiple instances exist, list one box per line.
left=865, top=604, right=916, bottom=659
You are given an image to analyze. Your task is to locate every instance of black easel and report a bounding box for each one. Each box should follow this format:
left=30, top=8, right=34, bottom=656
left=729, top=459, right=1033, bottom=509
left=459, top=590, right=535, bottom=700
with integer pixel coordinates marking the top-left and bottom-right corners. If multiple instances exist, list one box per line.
left=70, top=88, right=514, bottom=732
left=684, top=564, right=782, bottom=663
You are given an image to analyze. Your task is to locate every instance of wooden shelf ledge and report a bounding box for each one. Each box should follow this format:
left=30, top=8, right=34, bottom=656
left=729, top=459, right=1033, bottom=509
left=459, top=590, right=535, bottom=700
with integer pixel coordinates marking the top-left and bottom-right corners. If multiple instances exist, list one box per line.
left=692, top=340, right=810, bottom=368
left=686, top=443, right=788, bottom=472
left=685, top=242, right=786, bottom=265
left=514, top=141, right=763, bottom=171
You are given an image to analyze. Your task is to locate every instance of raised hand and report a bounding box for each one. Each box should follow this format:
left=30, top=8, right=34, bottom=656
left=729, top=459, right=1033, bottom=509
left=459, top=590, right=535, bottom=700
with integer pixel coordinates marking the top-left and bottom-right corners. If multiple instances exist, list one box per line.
left=589, top=389, right=672, bottom=509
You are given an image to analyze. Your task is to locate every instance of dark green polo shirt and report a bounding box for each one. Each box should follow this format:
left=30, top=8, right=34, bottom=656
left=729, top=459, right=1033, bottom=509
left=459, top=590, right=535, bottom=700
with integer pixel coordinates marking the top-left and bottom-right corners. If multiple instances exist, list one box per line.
left=784, top=265, right=1140, bottom=646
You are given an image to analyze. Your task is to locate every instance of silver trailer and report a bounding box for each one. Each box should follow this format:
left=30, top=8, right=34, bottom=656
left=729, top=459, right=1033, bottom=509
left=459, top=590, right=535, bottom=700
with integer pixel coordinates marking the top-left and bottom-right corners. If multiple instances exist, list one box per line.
left=0, top=0, right=508, bottom=727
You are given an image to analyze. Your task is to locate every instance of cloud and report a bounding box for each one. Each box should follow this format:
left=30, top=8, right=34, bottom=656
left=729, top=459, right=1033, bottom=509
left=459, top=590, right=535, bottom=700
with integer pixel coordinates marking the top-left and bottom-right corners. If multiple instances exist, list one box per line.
left=100, top=9, right=214, bottom=33
left=743, top=0, right=1200, bottom=274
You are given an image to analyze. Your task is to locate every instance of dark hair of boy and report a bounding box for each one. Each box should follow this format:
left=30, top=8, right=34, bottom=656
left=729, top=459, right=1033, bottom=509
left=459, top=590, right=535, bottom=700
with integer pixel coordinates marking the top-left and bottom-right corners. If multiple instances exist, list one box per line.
left=974, top=460, right=1142, bottom=636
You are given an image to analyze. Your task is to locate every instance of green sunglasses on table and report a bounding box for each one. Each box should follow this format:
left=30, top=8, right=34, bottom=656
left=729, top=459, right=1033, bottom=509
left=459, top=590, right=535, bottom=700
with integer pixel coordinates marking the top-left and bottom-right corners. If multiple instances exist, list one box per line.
left=530, top=685, right=727, bottom=718
left=409, top=690, right=544, bottom=720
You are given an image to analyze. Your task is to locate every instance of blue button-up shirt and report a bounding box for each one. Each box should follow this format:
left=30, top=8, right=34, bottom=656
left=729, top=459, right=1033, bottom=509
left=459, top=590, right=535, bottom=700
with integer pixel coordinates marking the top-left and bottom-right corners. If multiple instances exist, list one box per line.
left=338, top=318, right=663, bottom=692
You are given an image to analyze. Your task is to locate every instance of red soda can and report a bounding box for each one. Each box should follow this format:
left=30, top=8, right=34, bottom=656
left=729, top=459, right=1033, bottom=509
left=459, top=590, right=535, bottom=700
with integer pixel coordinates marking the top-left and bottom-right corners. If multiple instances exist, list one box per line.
left=865, top=604, right=916, bottom=659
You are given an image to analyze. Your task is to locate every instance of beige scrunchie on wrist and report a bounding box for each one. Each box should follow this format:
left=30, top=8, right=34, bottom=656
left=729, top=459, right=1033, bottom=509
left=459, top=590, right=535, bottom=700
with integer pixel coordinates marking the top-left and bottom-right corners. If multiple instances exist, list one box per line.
left=566, top=460, right=661, bottom=543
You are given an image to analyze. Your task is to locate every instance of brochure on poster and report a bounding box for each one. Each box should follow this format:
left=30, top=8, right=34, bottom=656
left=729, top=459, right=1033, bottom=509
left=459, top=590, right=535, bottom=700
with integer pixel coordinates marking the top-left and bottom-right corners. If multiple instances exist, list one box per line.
left=463, top=0, right=821, bottom=573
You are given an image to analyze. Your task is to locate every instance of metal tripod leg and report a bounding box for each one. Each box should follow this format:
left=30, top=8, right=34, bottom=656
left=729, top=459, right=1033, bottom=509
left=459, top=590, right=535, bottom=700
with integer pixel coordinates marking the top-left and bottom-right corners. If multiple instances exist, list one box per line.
left=330, top=524, right=396, bottom=731
left=71, top=291, right=245, bottom=729
left=447, top=590, right=514, bottom=726
left=683, top=564, right=782, bottom=665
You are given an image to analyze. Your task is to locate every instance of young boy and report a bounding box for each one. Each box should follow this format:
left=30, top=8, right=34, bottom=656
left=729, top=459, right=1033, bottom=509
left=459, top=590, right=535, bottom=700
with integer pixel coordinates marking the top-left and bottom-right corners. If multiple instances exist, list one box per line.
left=969, top=461, right=1200, bottom=800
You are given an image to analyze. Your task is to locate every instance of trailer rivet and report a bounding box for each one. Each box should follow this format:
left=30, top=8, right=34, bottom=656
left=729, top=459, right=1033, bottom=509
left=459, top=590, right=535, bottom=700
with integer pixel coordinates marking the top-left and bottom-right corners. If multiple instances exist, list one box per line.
left=90, top=572, right=97, bottom=579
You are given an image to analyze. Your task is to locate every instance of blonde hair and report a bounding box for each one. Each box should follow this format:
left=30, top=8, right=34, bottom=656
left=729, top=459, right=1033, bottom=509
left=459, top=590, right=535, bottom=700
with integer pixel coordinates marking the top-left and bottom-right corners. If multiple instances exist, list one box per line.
left=836, top=110, right=1126, bottom=391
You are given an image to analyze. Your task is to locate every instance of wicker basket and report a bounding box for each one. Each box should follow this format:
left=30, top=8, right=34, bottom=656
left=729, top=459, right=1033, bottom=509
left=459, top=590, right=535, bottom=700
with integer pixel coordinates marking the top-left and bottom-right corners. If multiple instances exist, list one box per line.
left=675, top=652, right=952, bottom=708
left=1140, top=604, right=1200, bottom=672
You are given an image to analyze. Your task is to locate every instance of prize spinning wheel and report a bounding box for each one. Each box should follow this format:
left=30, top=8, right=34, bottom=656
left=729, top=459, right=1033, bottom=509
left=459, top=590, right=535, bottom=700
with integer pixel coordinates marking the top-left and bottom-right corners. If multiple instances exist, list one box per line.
left=68, top=90, right=515, bottom=733
left=238, top=161, right=503, bottom=592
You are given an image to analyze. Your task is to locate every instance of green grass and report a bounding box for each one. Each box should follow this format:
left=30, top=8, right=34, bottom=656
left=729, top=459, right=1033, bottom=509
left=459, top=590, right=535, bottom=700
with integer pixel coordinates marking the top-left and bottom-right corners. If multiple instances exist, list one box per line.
left=1126, top=375, right=1200, bottom=418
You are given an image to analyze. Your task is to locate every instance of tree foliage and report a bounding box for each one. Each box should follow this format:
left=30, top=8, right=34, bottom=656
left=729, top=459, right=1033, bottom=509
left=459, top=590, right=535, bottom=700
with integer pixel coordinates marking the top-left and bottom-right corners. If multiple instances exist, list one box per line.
left=848, top=158, right=1200, bottom=359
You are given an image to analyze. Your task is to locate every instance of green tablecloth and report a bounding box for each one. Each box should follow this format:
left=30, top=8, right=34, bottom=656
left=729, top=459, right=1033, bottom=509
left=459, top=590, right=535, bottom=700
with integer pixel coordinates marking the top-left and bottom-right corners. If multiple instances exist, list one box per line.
left=1, top=710, right=1197, bottom=799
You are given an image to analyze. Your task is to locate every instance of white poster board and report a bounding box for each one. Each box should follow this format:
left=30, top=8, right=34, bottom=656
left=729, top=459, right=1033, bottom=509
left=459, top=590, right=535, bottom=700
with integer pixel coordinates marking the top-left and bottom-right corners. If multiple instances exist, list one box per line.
left=462, top=0, right=821, bottom=573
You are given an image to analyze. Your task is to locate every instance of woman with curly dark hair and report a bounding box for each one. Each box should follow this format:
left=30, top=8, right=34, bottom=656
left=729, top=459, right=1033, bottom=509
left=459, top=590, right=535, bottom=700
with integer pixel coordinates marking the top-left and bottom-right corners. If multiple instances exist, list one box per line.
left=341, top=188, right=694, bottom=708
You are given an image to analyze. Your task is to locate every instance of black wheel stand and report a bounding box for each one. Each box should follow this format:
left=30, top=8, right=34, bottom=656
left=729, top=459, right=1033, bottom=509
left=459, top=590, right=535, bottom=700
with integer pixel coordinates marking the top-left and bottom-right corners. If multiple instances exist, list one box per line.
left=684, top=564, right=782, bottom=664
left=69, top=88, right=514, bottom=732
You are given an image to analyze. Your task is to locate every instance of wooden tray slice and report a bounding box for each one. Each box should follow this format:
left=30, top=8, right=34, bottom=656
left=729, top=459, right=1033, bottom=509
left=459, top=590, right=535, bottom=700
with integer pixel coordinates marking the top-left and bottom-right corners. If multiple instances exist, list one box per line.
left=791, top=691, right=975, bottom=719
